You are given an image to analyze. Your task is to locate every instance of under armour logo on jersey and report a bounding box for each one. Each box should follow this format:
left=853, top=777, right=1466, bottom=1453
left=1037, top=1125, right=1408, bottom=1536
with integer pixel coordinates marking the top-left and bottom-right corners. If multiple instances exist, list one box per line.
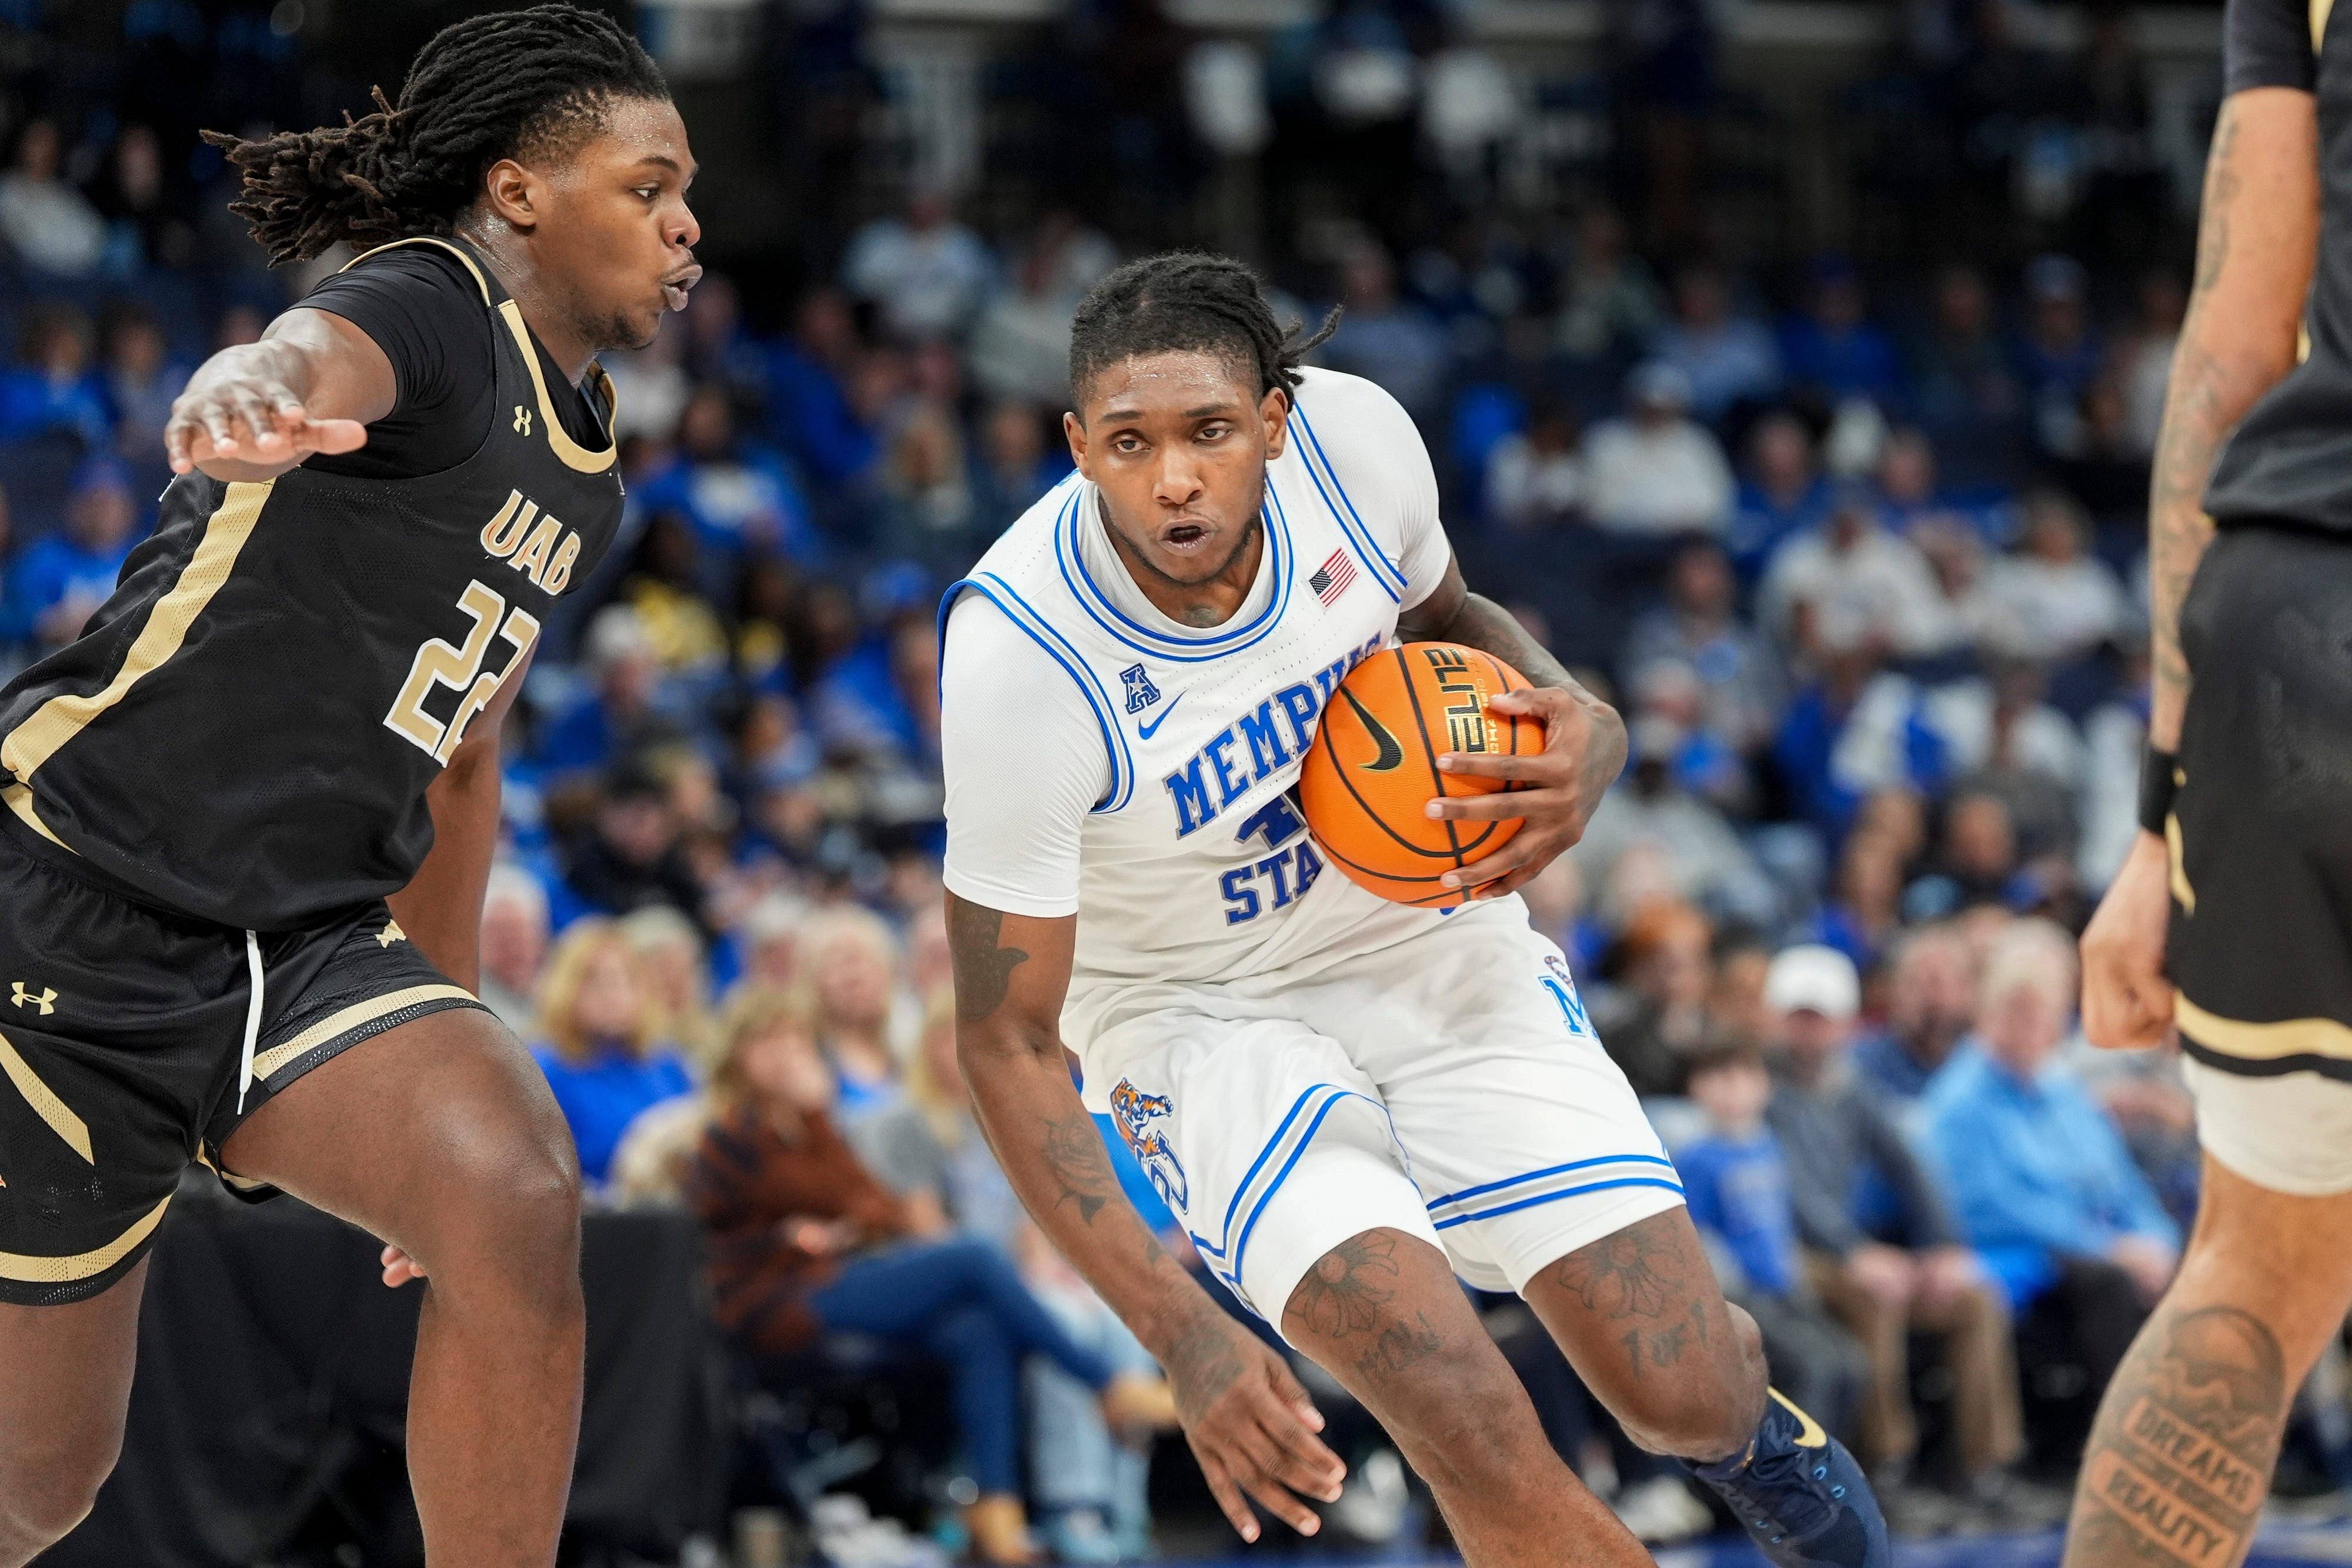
left=376, top=920, right=408, bottom=949
left=1121, top=663, right=1163, bottom=714
left=10, top=984, right=55, bottom=1015
left=513, top=405, right=533, bottom=436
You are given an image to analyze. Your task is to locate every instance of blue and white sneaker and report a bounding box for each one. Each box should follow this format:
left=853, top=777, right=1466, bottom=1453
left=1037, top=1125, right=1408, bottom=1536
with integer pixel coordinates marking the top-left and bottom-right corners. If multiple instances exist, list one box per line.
left=1682, top=1389, right=1891, bottom=1568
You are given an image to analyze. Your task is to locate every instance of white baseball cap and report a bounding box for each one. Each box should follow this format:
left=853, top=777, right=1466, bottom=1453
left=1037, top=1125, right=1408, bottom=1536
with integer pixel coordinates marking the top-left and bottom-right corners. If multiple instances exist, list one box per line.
left=1765, top=944, right=1860, bottom=1022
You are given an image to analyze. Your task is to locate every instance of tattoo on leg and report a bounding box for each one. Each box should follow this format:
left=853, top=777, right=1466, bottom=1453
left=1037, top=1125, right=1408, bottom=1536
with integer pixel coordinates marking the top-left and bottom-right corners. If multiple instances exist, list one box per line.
left=1037, top=1112, right=1117, bottom=1225
left=947, top=898, right=1029, bottom=1023
left=1552, top=1213, right=1682, bottom=1320
left=2070, top=1305, right=2286, bottom=1568
left=1618, top=1312, right=1693, bottom=1382
left=1285, top=1232, right=1404, bottom=1342
left=1355, top=1309, right=1446, bottom=1383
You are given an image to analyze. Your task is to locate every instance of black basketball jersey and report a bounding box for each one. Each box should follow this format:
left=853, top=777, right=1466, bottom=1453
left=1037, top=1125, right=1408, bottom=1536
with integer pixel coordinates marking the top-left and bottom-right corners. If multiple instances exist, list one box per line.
left=2205, top=0, right=2352, bottom=532
left=0, top=236, right=624, bottom=932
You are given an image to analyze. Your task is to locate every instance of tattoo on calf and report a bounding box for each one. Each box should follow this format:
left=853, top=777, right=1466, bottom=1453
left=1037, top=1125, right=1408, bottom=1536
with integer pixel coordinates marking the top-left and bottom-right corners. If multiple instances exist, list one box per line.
left=1286, top=1232, right=1404, bottom=1342
left=1038, top=1112, right=1117, bottom=1225
left=947, top=898, right=1029, bottom=1024
left=2072, top=1305, right=2286, bottom=1568
left=1552, top=1213, right=1683, bottom=1320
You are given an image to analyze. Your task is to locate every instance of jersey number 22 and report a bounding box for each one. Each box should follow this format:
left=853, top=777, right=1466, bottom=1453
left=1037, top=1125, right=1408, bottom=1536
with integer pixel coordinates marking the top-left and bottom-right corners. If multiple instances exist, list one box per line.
left=383, top=580, right=541, bottom=766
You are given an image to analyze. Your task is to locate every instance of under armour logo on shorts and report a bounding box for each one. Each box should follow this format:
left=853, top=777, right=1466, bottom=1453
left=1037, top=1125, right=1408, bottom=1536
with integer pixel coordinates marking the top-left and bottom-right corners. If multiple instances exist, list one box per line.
left=513, top=405, right=533, bottom=436
left=10, top=983, right=56, bottom=1015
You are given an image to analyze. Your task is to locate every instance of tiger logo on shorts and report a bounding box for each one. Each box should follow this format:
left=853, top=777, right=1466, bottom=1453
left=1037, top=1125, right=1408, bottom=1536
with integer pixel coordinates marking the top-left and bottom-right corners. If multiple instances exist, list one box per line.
left=1108, top=1079, right=1188, bottom=1211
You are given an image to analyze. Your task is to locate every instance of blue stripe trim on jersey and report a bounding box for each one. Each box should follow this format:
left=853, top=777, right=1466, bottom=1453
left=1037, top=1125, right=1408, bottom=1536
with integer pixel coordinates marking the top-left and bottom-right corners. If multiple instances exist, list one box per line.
left=1291, top=401, right=1407, bottom=596
left=1291, top=403, right=1407, bottom=600
left=1051, top=480, right=1298, bottom=663
left=975, top=570, right=1137, bottom=812
left=940, top=576, right=1134, bottom=814
left=1423, top=1152, right=1679, bottom=1214
left=1430, top=1176, right=1686, bottom=1233
left=1289, top=424, right=1401, bottom=607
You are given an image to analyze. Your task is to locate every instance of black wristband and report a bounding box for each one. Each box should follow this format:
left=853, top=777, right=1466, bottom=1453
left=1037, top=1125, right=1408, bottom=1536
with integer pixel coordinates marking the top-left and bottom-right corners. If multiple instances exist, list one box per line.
left=2138, top=747, right=2180, bottom=835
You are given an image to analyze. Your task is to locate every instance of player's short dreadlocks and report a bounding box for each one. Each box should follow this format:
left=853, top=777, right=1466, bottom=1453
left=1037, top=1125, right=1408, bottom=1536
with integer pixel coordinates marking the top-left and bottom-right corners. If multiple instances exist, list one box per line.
left=1068, top=251, right=1341, bottom=411
left=205, top=4, right=668, bottom=265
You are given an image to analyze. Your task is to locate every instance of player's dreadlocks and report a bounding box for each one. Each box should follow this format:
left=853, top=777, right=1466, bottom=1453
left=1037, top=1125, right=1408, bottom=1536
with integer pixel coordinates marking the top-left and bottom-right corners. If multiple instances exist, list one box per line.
left=1068, top=251, right=1341, bottom=410
left=205, top=4, right=668, bottom=265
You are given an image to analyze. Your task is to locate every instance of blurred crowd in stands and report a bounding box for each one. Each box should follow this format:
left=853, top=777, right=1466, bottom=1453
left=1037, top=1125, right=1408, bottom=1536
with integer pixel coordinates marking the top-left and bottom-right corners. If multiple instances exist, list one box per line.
left=6, top=0, right=2313, bottom=1559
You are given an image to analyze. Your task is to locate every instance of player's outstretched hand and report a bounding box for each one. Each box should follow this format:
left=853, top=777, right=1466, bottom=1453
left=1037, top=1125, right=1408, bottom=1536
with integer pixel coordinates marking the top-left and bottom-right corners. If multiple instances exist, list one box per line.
left=1162, top=1306, right=1345, bottom=1543
left=2080, top=830, right=2177, bottom=1050
left=166, top=376, right=367, bottom=477
left=380, top=1243, right=427, bottom=1288
left=1427, top=683, right=1628, bottom=902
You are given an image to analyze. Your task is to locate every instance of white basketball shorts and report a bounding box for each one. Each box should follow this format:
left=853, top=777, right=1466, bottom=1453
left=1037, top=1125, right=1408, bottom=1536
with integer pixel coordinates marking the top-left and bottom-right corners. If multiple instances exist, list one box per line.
left=1076, top=897, right=1685, bottom=1333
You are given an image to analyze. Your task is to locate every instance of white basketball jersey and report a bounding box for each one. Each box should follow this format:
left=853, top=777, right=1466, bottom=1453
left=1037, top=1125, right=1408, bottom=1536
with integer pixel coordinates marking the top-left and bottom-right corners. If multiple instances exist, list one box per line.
left=941, top=369, right=1475, bottom=1048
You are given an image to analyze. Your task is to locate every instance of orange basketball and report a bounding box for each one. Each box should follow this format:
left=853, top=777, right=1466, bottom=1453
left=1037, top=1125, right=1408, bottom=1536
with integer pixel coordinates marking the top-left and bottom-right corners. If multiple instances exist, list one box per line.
left=1298, top=643, right=1544, bottom=905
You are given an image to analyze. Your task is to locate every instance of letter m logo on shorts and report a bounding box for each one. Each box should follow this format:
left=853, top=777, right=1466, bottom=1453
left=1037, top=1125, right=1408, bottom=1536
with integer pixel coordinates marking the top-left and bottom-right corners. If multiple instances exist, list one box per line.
left=1108, top=1078, right=1188, bottom=1211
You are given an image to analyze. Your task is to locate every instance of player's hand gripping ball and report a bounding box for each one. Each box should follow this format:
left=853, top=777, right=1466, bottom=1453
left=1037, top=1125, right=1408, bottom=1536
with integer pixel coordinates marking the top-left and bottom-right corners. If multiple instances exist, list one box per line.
left=1298, top=643, right=1544, bottom=905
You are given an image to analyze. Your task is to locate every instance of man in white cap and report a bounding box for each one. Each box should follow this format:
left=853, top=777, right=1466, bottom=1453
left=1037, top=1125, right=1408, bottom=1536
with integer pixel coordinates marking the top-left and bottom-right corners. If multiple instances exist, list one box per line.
left=1763, top=945, right=2027, bottom=1513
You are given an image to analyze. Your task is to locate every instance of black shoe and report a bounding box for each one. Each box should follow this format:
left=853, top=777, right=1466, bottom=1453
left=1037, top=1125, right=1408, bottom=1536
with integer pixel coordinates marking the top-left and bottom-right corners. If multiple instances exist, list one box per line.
left=1682, top=1389, right=1892, bottom=1568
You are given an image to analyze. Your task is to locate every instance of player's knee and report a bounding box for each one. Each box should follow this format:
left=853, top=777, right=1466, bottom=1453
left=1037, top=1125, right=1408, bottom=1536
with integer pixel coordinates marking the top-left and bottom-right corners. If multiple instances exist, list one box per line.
left=408, top=1114, right=582, bottom=1306
left=0, top=1424, right=122, bottom=1561
left=1394, top=1366, right=1554, bottom=1500
left=1614, top=1305, right=1768, bottom=1460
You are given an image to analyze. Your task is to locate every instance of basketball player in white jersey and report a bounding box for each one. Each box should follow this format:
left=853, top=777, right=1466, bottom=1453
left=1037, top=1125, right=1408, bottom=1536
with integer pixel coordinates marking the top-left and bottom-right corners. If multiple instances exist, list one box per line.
left=939, top=253, right=1887, bottom=1568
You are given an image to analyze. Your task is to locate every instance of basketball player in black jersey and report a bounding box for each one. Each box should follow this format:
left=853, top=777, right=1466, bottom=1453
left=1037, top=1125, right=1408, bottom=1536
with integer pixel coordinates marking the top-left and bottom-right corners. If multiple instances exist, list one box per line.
left=0, top=9, right=698, bottom=1564
left=2068, top=1, right=2352, bottom=1563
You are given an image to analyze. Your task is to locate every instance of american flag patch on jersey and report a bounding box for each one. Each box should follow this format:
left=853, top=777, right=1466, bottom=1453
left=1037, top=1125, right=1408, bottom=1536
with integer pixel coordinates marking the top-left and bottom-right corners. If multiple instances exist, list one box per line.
left=1309, top=550, right=1358, bottom=605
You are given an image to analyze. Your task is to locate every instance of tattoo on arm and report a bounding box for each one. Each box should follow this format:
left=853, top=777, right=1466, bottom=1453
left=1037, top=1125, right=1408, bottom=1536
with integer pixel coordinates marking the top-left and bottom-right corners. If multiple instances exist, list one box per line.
left=2146, top=95, right=2298, bottom=748
left=1431, top=591, right=1574, bottom=691
left=947, top=898, right=1029, bottom=1023
left=2069, top=1305, right=2286, bottom=1567
left=1038, top=1111, right=1118, bottom=1225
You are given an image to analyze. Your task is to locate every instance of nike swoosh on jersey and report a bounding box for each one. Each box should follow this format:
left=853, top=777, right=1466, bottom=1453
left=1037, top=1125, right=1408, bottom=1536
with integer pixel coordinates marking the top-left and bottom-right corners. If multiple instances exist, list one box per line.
left=1337, top=686, right=1404, bottom=771
left=1769, top=1388, right=1828, bottom=1448
left=1137, top=695, right=1183, bottom=740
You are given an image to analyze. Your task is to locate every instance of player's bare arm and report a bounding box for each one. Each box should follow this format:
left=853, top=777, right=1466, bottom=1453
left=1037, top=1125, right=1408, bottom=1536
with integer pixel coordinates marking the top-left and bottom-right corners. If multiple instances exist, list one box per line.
left=2080, top=85, right=2316, bottom=1052
left=1399, top=556, right=1628, bottom=902
left=165, top=306, right=388, bottom=480
left=943, top=892, right=1347, bottom=1543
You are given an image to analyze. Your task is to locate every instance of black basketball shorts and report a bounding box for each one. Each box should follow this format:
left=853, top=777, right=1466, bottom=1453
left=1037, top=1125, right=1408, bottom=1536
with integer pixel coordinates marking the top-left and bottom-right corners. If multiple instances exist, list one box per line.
left=0, top=814, right=486, bottom=1305
left=2169, top=523, right=2352, bottom=1194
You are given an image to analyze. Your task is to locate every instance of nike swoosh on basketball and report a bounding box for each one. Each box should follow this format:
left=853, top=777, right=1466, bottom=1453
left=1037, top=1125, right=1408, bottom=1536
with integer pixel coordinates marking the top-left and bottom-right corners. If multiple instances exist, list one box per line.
left=1337, top=686, right=1404, bottom=771
left=1769, top=1388, right=1828, bottom=1448
left=1137, top=694, right=1183, bottom=739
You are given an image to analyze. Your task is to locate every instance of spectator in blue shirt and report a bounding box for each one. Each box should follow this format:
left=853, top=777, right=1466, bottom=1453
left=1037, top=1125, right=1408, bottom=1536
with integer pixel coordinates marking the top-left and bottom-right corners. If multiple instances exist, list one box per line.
left=766, top=287, right=881, bottom=487
left=1677, top=1039, right=1865, bottom=1442
left=0, top=305, right=111, bottom=447
left=530, top=918, right=697, bottom=1188
left=536, top=605, right=694, bottom=785
left=1779, top=256, right=1902, bottom=410
left=1923, top=919, right=2175, bottom=1436
left=1650, top=260, right=1782, bottom=423
left=2014, top=255, right=2103, bottom=462
left=8, top=457, right=141, bottom=654
left=1726, top=410, right=1833, bottom=574
left=1853, top=921, right=1979, bottom=1106
left=632, top=386, right=820, bottom=575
